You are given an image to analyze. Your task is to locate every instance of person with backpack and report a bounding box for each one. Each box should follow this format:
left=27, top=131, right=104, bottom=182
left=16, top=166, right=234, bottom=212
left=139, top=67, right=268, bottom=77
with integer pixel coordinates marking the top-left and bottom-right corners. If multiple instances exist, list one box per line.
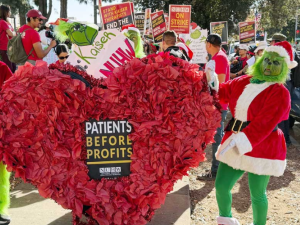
left=18, top=9, right=56, bottom=66
left=230, top=44, right=249, bottom=79
left=0, top=5, right=16, bottom=73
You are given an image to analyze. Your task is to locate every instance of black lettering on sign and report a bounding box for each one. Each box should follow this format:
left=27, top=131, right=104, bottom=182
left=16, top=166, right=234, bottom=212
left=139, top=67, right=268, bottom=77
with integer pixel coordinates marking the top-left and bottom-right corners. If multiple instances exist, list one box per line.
left=85, top=119, right=133, bottom=179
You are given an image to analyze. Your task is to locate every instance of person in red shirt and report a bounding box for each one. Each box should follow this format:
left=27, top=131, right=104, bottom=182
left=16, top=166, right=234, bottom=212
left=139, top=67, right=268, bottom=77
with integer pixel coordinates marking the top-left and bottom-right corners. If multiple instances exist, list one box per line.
left=54, top=44, right=69, bottom=66
left=230, top=44, right=248, bottom=78
left=198, top=34, right=230, bottom=180
left=0, top=5, right=16, bottom=73
left=19, top=9, right=56, bottom=65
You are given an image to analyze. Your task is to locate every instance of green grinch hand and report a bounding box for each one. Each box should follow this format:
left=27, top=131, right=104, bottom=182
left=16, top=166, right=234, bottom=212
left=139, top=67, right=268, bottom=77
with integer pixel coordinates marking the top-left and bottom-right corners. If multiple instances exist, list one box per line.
left=186, top=39, right=192, bottom=46
left=123, top=30, right=145, bottom=59
left=200, top=36, right=207, bottom=42
left=66, top=22, right=98, bottom=46
left=190, top=29, right=201, bottom=39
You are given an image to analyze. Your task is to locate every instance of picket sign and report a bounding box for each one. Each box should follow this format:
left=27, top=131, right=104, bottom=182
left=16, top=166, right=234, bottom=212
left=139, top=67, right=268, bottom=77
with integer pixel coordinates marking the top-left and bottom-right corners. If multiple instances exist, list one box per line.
left=66, top=29, right=135, bottom=79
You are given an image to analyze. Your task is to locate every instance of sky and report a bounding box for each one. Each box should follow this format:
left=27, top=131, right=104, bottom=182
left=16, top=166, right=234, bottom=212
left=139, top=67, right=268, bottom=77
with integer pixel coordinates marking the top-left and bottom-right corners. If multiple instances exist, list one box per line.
left=31, top=0, right=122, bottom=24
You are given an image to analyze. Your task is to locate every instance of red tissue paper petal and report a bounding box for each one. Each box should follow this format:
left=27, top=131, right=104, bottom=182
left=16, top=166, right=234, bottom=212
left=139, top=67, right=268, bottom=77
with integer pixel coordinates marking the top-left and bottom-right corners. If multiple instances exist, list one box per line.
left=0, top=56, right=221, bottom=225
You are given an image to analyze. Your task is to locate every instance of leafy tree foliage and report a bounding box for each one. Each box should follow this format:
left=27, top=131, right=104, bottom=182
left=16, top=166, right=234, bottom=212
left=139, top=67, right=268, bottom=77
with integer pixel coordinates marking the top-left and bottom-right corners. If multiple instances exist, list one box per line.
left=257, top=0, right=300, bottom=41
left=133, top=0, right=256, bottom=34
left=33, top=0, right=53, bottom=22
left=1, top=0, right=32, bottom=25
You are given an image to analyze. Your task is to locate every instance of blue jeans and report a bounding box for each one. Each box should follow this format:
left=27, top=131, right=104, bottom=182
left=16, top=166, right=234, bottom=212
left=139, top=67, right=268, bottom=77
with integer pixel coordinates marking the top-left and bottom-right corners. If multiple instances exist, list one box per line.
left=211, top=110, right=228, bottom=173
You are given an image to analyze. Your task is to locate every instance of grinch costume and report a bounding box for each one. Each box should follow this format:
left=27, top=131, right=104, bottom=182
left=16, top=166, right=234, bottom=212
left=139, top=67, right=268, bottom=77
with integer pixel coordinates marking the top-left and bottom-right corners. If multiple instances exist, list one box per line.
left=121, top=24, right=146, bottom=59
left=207, top=41, right=297, bottom=225
left=0, top=62, right=12, bottom=225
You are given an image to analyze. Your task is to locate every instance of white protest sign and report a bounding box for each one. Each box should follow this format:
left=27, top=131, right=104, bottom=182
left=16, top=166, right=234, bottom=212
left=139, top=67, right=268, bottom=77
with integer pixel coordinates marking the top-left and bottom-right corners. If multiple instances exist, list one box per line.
left=180, top=26, right=208, bottom=64
left=96, top=34, right=135, bottom=78
left=66, top=29, right=135, bottom=78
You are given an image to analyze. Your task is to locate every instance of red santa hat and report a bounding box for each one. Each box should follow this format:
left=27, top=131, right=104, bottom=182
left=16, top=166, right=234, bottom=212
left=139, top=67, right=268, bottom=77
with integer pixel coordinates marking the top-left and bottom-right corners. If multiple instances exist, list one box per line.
left=121, top=24, right=140, bottom=34
left=265, top=41, right=298, bottom=69
left=176, top=42, right=193, bottom=60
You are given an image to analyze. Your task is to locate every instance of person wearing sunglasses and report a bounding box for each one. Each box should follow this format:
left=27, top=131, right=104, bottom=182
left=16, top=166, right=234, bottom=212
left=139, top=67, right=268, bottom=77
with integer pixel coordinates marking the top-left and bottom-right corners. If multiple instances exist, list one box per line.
left=18, top=9, right=56, bottom=66
left=55, top=44, right=69, bottom=65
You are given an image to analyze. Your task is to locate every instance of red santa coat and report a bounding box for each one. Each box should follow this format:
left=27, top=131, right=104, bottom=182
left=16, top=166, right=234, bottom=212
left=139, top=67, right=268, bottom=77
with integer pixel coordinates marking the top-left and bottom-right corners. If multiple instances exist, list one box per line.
left=216, top=75, right=290, bottom=177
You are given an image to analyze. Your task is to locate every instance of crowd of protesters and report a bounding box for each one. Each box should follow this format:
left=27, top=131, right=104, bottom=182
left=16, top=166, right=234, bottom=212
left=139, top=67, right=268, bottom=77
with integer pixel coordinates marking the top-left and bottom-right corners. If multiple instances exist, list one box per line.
left=0, top=3, right=298, bottom=163
left=0, top=4, right=299, bottom=225
left=0, top=4, right=298, bottom=158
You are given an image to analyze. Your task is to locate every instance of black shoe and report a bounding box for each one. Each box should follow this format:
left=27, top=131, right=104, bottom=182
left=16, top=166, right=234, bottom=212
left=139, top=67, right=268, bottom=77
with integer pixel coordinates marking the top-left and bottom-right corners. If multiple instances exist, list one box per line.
left=0, top=214, right=11, bottom=225
left=197, top=170, right=217, bottom=181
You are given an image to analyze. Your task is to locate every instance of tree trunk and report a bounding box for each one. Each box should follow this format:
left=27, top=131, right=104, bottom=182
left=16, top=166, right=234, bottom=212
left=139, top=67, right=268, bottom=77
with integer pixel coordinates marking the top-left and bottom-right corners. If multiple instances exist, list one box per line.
left=19, top=6, right=27, bottom=26
left=46, top=0, right=53, bottom=20
left=60, top=0, right=68, bottom=18
left=38, top=0, right=51, bottom=22
left=94, top=0, right=97, bottom=25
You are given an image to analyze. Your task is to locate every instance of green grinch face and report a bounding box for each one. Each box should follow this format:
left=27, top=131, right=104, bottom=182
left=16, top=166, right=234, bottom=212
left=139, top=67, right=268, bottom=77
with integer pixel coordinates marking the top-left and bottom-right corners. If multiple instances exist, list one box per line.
left=126, top=30, right=139, bottom=49
left=249, top=51, right=289, bottom=84
left=260, top=52, right=284, bottom=76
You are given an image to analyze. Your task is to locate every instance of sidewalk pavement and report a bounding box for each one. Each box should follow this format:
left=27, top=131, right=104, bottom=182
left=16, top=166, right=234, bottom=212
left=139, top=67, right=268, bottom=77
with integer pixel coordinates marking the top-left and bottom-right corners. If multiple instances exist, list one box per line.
left=9, top=176, right=190, bottom=225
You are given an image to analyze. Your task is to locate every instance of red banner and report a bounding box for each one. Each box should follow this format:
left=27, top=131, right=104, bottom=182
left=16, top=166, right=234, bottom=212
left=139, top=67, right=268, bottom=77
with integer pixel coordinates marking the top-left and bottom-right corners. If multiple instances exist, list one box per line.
left=169, top=5, right=191, bottom=34
left=239, top=21, right=256, bottom=44
left=100, top=3, right=134, bottom=30
left=150, top=10, right=167, bottom=43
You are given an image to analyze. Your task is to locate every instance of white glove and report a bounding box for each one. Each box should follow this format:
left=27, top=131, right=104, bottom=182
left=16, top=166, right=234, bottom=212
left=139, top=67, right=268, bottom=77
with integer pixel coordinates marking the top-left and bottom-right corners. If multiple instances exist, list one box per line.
left=219, top=139, right=236, bottom=156
left=205, top=60, right=216, bottom=74
left=205, top=60, right=219, bottom=92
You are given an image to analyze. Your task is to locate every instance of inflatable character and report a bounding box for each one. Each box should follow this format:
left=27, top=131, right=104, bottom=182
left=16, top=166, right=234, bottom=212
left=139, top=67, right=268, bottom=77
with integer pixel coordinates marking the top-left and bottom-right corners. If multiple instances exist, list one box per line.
left=206, top=41, right=297, bottom=225
left=53, top=19, right=99, bottom=46
left=121, top=24, right=145, bottom=58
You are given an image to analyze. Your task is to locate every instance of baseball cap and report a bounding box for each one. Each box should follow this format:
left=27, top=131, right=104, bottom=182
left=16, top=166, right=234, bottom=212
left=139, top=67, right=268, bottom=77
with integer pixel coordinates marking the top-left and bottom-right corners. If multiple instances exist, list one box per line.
left=254, top=41, right=268, bottom=53
left=206, top=34, right=222, bottom=46
left=26, top=9, right=47, bottom=19
left=267, top=33, right=287, bottom=42
left=239, top=44, right=249, bottom=51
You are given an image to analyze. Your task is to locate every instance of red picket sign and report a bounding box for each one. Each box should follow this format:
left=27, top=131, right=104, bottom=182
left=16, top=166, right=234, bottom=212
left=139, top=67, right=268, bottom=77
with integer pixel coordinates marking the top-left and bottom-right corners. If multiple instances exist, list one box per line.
left=169, top=5, right=191, bottom=34
left=150, top=10, right=167, bottom=43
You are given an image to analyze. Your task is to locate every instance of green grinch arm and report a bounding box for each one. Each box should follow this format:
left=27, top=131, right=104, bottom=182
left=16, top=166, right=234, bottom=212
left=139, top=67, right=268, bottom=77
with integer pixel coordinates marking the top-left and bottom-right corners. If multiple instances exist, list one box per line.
left=126, top=30, right=146, bottom=59
left=0, top=162, right=10, bottom=215
left=54, top=20, right=72, bottom=42
left=186, top=39, right=192, bottom=46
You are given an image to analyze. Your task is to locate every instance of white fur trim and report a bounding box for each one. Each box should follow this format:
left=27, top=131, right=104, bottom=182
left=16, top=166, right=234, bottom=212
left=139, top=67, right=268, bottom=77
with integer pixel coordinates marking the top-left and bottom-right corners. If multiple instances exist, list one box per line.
left=121, top=29, right=128, bottom=34
left=217, top=216, right=240, bottom=225
left=289, top=60, right=298, bottom=69
left=266, top=46, right=290, bottom=59
left=128, top=27, right=140, bottom=33
left=265, top=45, right=296, bottom=69
left=232, top=132, right=252, bottom=155
left=235, top=82, right=276, bottom=122
left=176, top=43, right=189, bottom=53
left=216, top=136, right=286, bottom=177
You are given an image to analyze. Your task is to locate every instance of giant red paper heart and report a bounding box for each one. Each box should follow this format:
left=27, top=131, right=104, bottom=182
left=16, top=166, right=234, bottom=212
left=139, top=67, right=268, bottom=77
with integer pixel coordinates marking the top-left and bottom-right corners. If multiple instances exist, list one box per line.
left=0, top=54, right=221, bottom=225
